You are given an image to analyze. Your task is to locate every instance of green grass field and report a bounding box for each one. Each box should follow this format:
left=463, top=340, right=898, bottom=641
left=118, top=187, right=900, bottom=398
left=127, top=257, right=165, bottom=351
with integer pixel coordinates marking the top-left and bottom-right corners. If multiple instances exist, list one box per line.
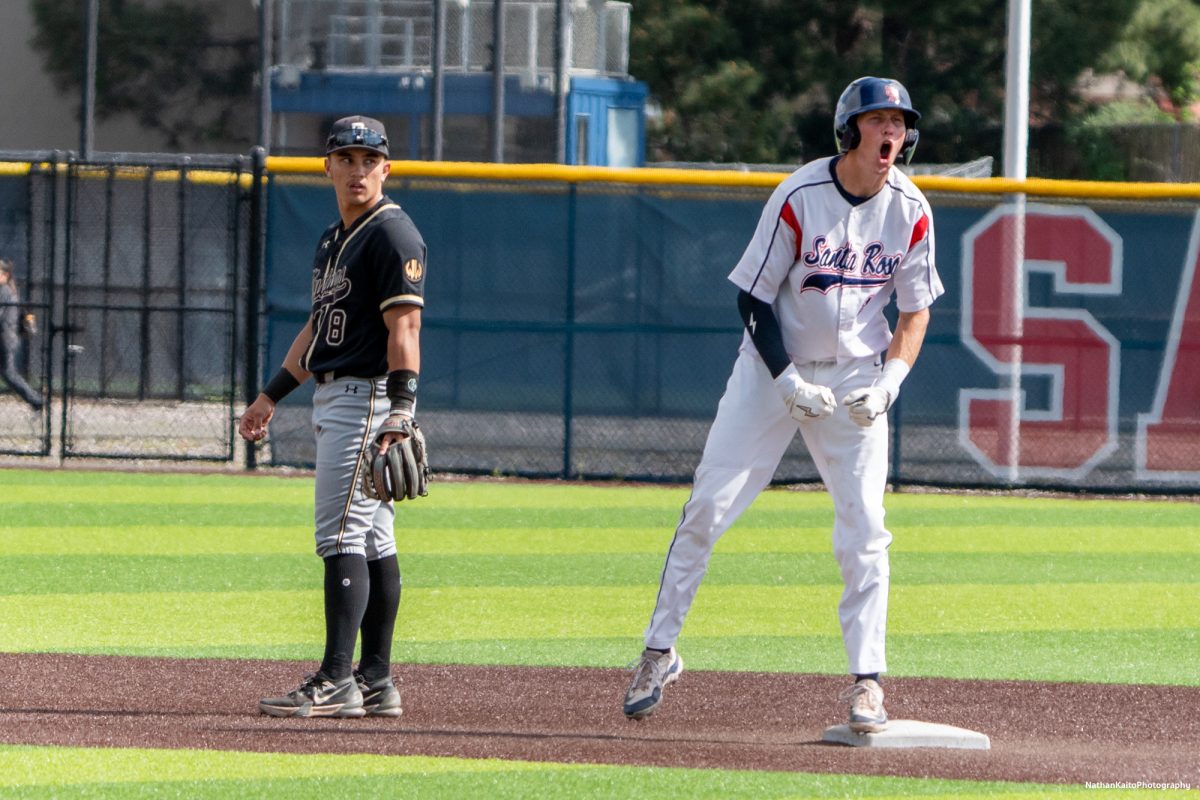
left=0, top=468, right=1196, bottom=798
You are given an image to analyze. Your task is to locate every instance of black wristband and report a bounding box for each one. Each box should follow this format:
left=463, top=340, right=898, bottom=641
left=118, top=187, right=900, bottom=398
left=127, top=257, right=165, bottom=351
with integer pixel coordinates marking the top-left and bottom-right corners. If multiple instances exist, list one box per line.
left=262, top=368, right=300, bottom=404
left=386, top=369, right=418, bottom=416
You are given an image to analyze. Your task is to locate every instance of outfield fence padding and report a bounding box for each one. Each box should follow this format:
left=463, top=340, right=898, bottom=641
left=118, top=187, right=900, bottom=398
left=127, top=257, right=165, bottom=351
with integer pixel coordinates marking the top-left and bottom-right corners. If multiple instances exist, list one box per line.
left=2, top=153, right=1199, bottom=491
left=263, top=162, right=1200, bottom=492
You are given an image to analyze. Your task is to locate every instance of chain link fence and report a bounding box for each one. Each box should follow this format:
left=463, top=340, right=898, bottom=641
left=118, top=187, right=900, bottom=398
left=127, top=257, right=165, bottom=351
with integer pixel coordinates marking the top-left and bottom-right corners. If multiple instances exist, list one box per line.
left=2, top=151, right=1199, bottom=493
left=261, top=163, right=1200, bottom=493
left=0, top=153, right=251, bottom=462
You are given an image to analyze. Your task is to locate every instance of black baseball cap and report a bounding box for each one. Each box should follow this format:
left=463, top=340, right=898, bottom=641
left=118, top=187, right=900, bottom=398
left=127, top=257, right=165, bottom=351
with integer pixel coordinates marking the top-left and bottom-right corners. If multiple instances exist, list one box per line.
left=325, top=116, right=389, bottom=157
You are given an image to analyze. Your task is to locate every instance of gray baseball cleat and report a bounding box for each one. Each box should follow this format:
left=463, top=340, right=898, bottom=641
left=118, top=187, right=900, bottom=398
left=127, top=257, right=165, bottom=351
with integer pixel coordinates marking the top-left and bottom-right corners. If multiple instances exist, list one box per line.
left=623, top=647, right=683, bottom=720
left=840, top=678, right=888, bottom=733
left=259, top=673, right=366, bottom=718
left=355, top=670, right=403, bottom=717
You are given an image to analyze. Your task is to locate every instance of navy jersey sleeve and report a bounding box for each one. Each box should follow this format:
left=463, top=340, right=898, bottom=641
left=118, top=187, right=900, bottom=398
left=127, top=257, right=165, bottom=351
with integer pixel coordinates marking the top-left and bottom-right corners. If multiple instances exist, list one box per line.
left=373, top=214, right=426, bottom=311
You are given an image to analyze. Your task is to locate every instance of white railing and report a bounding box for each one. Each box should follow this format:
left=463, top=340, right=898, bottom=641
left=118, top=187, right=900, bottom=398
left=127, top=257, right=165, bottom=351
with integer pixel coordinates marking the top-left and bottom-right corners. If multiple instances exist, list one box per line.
left=277, top=0, right=631, bottom=79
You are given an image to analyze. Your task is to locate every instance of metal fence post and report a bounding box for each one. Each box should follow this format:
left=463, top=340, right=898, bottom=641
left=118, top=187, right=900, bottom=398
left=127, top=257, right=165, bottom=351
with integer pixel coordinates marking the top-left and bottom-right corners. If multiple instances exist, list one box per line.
left=59, top=154, right=76, bottom=457
left=431, top=0, right=445, bottom=160
left=554, top=0, right=568, bottom=163
left=138, top=168, right=153, bottom=400
left=561, top=183, right=577, bottom=478
left=100, top=165, right=115, bottom=396
left=228, top=155, right=249, bottom=463
left=244, top=146, right=267, bottom=469
left=45, top=151, right=64, bottom=456
left=490, top=0, right=506, bottom=163
left=176, top=157, right=190, bottom=399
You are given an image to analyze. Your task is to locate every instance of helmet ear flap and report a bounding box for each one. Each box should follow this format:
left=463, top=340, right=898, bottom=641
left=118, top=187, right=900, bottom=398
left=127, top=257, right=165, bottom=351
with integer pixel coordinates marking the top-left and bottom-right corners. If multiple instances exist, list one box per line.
left=839, top=119, right=862, bottom=154
left=899, top=128, right=920, bottom=164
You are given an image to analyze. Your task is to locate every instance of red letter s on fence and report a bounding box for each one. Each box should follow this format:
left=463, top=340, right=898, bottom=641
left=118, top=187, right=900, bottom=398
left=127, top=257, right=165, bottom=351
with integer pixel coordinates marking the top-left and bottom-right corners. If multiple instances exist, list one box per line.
left=960, top=204, right=1122, bottom=481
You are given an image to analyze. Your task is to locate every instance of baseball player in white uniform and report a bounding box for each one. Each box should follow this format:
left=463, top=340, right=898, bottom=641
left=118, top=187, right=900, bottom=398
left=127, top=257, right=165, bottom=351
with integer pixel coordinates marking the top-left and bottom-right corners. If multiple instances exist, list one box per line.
left=623, top=77, right=944, bottom=732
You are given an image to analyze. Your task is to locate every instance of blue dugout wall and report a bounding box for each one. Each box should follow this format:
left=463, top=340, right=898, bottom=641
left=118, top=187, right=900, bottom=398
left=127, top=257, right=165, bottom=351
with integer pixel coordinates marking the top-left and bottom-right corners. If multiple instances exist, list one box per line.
left=263, top=162, right=1200, bottom=493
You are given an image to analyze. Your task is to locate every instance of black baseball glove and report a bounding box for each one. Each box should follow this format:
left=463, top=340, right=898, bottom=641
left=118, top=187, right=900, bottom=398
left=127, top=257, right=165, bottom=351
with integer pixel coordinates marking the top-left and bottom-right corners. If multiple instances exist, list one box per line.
left=361, top=416, right=429, bottom=502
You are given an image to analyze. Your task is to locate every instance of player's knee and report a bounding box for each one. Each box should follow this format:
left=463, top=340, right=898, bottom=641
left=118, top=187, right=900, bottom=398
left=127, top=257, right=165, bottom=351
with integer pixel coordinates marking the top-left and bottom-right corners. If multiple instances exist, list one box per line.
left=833, top=527, right=892, bottom=566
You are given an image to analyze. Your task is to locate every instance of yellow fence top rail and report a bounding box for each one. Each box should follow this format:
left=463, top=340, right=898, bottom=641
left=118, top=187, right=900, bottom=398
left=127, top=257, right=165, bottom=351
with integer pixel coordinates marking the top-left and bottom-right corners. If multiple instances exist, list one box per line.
left=5, top=158, right=1200, bottom=200
left=267, top=156, right=1200, bottom=200
left=0, top=160, right=250, bottom=187
left=266, top=157, right=787, bottom=188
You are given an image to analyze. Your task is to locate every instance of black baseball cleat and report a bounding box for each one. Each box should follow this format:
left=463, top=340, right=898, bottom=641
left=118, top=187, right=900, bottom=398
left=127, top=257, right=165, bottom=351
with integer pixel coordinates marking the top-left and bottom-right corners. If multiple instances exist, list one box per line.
left=354, top=670, right=403, bottom=717
left=259, top=673, right=365, bottom=718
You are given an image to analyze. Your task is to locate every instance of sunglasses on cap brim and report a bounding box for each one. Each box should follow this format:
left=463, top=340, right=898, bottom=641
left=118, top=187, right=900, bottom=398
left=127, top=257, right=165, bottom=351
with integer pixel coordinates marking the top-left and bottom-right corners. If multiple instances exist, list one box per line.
left=327, top=129, right=388, bottom=151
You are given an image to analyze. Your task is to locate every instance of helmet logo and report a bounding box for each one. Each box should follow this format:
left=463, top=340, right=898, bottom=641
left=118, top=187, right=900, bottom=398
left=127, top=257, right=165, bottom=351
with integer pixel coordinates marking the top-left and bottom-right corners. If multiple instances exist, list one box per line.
left=884, top=84, right=900, bottom=104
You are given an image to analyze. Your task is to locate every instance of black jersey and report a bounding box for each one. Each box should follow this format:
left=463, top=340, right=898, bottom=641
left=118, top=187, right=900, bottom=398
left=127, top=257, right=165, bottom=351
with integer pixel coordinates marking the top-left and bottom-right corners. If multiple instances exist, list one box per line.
left=302, top=197, right=426, bottom=377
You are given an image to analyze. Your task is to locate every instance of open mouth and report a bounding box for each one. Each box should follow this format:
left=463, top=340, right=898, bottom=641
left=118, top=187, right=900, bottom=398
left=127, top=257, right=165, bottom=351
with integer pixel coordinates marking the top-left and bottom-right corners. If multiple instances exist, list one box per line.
left=879, top=141, right=893, bottom=160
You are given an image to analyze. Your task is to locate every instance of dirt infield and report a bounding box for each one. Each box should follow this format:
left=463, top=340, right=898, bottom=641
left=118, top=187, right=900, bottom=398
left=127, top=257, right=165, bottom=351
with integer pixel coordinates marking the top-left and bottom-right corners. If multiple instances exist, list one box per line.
left=1, top=653, right=1196, bottom=786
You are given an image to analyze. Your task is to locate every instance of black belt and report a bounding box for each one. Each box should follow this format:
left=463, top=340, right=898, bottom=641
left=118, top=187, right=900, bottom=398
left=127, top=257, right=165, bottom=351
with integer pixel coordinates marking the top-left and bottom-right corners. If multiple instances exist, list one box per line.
left=313, top=370, right=380, bottom=385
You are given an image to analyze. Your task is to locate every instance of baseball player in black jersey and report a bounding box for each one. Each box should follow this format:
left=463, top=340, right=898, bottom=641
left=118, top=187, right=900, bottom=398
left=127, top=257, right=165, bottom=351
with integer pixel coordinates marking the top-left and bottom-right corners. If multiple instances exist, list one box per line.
left=239, top=116, right=426, bottom=718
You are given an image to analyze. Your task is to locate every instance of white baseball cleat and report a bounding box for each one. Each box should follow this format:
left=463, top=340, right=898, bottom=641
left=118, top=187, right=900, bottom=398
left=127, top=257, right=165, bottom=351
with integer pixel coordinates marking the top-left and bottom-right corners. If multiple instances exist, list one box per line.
left=840, top=678, right=889, bottom=733
left=622, top=647, right=683, bottom=720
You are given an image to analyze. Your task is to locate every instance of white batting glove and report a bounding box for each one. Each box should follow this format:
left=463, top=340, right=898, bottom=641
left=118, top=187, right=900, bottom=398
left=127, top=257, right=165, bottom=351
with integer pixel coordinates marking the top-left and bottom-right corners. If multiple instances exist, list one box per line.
left=841, top=359, right=911, bottom=427
left=843, top=386, right=892, bottom=427
left=774, top=363, right=836, bottom=421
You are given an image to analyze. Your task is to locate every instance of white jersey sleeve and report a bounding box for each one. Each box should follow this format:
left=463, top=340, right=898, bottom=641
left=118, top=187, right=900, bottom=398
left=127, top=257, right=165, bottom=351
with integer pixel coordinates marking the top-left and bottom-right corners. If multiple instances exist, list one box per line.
left=727, top=158, right=943, bottom=364
left=727, top=165, right=815, bottom=304
left=891, top=188, right=942, bottom=313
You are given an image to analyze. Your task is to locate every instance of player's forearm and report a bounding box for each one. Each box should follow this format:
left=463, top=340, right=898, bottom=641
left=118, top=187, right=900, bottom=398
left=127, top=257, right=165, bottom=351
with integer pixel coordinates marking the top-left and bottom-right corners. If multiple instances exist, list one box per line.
left=382, top=307, right=421, bottom=418
left=259, top=319, right=314, bottom=406
left=280, top=319, right=315, bottom=381
left=388, top=338, right=420, bottom=373
left=886, top=308, right=930, bottom=367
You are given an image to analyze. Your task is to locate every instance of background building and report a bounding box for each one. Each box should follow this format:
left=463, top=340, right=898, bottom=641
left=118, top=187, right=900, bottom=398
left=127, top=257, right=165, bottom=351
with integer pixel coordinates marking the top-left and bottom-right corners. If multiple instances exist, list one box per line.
left=269, top=0, right=647, bottom=165
left=0, top=1, right=647, bottom=165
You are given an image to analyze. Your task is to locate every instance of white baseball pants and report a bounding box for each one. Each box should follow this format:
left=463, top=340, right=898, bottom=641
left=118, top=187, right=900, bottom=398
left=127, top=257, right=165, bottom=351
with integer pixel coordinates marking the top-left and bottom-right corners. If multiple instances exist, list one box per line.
left=644, top=350, right=892, bottom=675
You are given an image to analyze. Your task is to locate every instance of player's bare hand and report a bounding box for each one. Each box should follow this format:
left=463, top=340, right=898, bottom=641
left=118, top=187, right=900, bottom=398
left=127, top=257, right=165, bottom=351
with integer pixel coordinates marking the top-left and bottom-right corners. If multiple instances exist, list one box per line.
left=774, top=364, right=836, bottom=421
left=238, top=396, right=276, bottom=442
left=842, top=386, right=892, bottom=427
left=375, top=412, right=413, bottom=455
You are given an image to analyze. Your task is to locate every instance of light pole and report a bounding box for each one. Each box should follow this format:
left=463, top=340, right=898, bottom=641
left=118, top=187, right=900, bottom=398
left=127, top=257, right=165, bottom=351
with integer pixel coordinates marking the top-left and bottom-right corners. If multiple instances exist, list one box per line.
left=80, top=0, right=99, bottom=159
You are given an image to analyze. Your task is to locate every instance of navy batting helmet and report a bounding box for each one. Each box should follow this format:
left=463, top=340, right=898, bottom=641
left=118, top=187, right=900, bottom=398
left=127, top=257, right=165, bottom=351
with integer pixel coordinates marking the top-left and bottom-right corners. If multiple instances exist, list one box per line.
left=834, top=77, right=921, bottom=164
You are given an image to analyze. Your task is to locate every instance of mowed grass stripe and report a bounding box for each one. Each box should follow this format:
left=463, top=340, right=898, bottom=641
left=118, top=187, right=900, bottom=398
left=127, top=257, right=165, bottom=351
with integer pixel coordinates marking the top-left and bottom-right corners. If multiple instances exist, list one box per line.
left=0, top=478, right=310, bottom=505
left=0, top=503, right=312, bottom=528
left=4, top=522, right=1197, bottom=556
left=4, top=551, right=1199, bottom=594
left=4, top=460, right=1190, bottom=522
left=1, top=583, right=1194, bottom=653
left=0, top=745, right=563, bottom=787
left=2, top=501, right=1190, bottom=529
left=2, top=482, right=1197, bottom=530
left=2, top=467, right=1195, bottom=522
left=0, top=745, right=1083, bottom=798
left=0, top=503, right=691, bottom=530
left=0, top=527, right=317, bottom=556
